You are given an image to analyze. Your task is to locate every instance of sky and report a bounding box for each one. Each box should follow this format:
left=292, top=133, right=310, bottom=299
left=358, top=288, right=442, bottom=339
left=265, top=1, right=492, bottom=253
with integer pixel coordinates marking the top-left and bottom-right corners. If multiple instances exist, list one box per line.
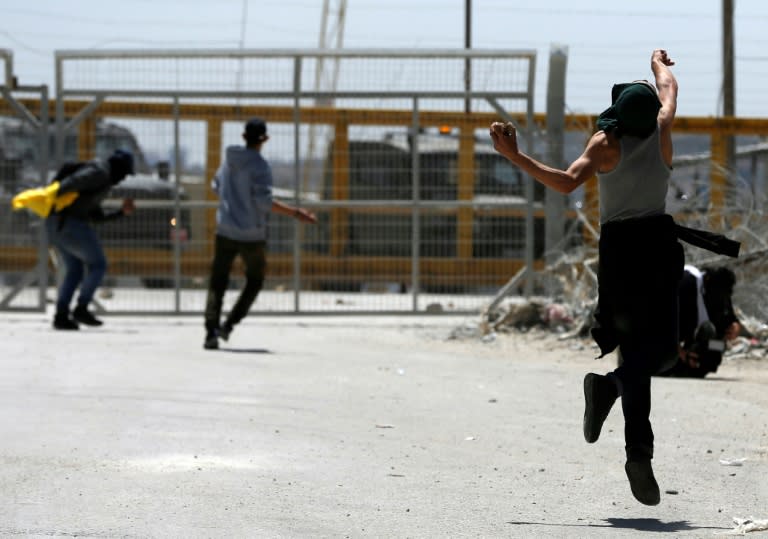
left=1, top=0, right=766, bottom=119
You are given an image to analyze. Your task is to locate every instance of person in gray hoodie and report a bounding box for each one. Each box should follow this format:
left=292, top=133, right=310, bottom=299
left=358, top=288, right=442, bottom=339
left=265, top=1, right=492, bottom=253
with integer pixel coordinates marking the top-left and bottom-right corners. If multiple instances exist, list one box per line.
left=204, top=118, right=317, bottom=350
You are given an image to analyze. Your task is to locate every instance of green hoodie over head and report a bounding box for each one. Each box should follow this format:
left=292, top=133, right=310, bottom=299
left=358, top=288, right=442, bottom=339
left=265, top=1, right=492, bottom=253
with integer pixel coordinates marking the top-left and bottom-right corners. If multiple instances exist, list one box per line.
left=596, top=82, right=662, bottom=138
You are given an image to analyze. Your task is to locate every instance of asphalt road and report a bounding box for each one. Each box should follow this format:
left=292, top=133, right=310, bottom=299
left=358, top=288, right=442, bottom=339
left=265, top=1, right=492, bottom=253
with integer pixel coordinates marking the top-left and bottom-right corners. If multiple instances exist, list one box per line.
left=1, top=313, right=766, bottom=538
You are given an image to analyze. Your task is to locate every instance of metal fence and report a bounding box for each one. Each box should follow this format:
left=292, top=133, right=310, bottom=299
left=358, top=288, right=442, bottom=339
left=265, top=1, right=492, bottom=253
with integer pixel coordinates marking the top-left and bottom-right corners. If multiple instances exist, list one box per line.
left=2, top=48, right=544, bottom=314
left=0, top=49, right=51, bottom=311
left=5, top=49, right=764, bottom=316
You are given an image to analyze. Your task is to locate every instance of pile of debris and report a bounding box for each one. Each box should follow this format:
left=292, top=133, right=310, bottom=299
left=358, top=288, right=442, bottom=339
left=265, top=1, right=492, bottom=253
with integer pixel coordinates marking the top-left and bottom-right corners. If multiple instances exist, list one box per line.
left=724, top=313, right=768, bottom=361
left=477, top=242, right=600, bottom=339
left=467, top=186, right=768, bottom=362
left=474, top=243, right=768, bottom=362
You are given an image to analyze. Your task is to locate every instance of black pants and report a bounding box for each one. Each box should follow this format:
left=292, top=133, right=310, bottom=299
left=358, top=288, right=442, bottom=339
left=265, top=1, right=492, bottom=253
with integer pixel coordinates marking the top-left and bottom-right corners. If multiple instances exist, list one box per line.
left=204, top=235, right=267, bottom=333
left=593, top=215, right=684, bottom=461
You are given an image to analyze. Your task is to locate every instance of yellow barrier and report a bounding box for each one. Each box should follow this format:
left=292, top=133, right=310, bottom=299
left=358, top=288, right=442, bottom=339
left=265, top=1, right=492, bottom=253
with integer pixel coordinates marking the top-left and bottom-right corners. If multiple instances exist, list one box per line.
left=2, top=98, right=766, bottom=289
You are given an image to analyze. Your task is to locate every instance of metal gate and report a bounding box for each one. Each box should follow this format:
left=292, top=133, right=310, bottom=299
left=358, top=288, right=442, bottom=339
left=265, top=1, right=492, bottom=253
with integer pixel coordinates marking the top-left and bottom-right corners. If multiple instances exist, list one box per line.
left=0, top=49, right=51, bottom=311
left=5, top=48, right=541, bottom=314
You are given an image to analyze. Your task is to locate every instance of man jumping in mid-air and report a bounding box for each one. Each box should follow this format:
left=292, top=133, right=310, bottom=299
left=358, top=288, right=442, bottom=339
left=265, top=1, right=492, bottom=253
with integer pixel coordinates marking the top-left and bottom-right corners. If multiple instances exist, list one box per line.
left=491, top=49, right=739, bottom=505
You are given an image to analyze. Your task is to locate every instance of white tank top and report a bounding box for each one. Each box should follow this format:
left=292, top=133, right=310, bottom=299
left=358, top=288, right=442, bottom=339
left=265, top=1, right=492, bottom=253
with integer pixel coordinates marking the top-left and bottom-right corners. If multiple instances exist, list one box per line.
left=597, top=127, right=670, bottom=224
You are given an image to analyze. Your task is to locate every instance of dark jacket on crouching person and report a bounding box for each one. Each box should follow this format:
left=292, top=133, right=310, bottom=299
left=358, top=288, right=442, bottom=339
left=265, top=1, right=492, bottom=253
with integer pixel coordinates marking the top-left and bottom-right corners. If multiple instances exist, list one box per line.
left=46, top=150, right=134, bottom=330
left=52, top=160, right=130, bottom=223
left=665, top=264, right=740, bottom=377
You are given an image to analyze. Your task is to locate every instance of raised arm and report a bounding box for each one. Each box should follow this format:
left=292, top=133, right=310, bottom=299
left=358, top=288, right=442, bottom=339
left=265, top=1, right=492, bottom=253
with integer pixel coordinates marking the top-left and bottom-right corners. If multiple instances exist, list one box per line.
left=651, top=49, right=678, bottom=165
left=490, top=122, right=604, bottom=194
left=652, top=49, right=678, bottom=128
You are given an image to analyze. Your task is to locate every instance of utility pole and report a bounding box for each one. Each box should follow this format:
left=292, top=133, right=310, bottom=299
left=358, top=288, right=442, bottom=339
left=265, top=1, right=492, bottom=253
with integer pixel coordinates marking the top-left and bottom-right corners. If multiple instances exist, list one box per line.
left=464, top=0, right=471, bottom=113
left=545, top=45, right=568, bottom=264
left=722, top=0, right=735, bottom=118
left=722, top=0, right=735, bottom=194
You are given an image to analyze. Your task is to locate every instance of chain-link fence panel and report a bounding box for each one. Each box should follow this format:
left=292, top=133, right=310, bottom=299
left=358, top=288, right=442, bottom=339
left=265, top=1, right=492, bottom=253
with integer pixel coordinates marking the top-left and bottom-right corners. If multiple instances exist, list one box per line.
left=47, top=49, right=541, bottom=313
left=4, top=49, right=766, bottom=315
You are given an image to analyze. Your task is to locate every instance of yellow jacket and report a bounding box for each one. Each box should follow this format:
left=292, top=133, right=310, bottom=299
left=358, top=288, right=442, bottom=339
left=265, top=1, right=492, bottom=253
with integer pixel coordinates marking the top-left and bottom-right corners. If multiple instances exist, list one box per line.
left=11, top=182, right=79, bottom=218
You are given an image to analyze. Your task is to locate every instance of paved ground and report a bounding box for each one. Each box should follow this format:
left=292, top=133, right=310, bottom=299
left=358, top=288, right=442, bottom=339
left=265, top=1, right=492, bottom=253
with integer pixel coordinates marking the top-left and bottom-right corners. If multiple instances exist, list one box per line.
left=0, top=312, right=766, bottom=538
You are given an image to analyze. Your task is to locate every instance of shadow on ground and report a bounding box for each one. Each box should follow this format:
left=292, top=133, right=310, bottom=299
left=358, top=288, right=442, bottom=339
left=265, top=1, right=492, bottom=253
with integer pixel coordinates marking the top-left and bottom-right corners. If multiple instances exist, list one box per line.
left=508, top=518, right=729, bottom=534
left=216, top=347, right=272, bottom=354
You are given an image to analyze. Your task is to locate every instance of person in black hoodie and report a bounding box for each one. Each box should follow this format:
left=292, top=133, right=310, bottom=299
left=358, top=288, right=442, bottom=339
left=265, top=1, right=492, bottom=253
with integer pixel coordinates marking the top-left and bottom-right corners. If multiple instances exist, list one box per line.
left=45, top=149, right=135, bottom=330
left=490, top=50, right=739, bottom=506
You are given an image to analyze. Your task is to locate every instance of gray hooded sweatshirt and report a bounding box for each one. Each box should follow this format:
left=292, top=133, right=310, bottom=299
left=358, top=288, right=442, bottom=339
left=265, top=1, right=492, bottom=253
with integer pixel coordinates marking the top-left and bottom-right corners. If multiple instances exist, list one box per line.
left=212, top=145, right=273, bottom=242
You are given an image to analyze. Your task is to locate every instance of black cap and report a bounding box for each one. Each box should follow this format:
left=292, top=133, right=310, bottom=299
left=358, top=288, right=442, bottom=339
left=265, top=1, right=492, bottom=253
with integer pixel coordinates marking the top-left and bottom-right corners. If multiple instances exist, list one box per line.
left=244, top=118, right=268, bottom=143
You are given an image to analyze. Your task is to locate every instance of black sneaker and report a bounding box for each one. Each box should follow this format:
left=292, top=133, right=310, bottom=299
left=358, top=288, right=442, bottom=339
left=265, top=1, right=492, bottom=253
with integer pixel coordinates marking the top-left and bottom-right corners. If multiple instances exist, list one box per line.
left=204, top=331, right=219, bottom=350
left=625, top=458, right=661, bottom=506
left=53, top=313, right=79, bottom=330
left=72, top=305, right=103, bottom=326
left=219, top=322, right=233, bottom=342
left=583, top=373, right=618, bottom=443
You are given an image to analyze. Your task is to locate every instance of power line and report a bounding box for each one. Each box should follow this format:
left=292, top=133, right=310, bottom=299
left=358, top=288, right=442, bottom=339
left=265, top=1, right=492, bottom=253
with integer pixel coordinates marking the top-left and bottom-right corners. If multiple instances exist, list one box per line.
left=0, top=29, right=48, bottom=55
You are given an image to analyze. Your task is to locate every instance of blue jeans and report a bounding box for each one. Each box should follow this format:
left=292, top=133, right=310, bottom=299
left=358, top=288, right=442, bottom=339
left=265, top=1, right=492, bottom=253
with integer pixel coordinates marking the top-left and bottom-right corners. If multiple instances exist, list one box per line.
left=46, top=215, right=107, bottom=313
